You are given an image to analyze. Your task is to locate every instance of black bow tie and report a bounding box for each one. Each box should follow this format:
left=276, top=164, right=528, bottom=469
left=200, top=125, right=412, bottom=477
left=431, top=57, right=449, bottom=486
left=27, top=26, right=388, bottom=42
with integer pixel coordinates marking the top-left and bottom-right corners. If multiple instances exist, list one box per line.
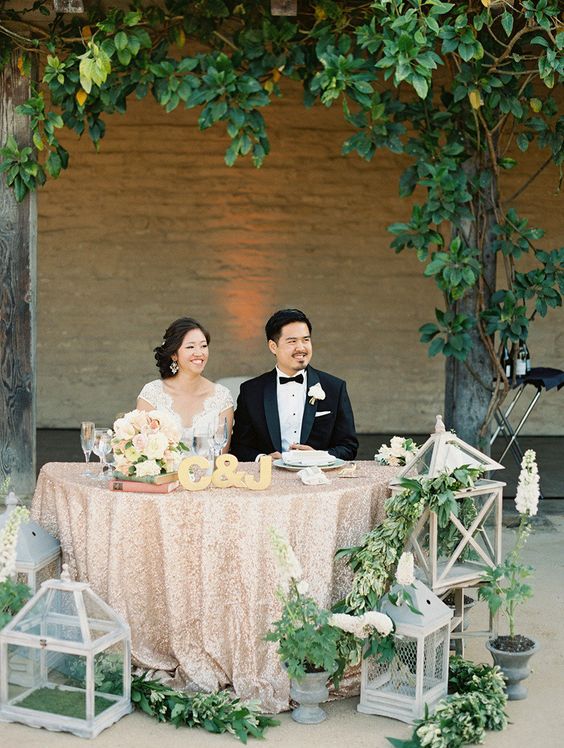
left=279, top=373, right=304, bottom=385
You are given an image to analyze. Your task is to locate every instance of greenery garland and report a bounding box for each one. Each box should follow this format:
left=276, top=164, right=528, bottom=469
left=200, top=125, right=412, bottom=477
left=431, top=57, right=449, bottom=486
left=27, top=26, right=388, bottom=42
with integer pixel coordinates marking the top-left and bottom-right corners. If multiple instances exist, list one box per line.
left=389, top=657, right=508, bottom=748
left=337, top=466, right=483, bottom=614
left=131, top=674, right=279, bottom=743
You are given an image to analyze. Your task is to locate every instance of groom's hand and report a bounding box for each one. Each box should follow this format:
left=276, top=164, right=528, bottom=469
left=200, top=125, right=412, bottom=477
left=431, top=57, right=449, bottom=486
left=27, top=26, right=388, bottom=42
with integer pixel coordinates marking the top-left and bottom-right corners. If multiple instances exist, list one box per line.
left=269, top=451, right=282, bottom=459
left=290, top=443, right=314, bottom=451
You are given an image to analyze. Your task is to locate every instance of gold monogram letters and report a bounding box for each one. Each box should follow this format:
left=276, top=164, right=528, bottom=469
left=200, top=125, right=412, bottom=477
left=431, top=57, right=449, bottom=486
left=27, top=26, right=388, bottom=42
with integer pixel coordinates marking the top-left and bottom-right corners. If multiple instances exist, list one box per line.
left=178, top=454, right=272, bottom=491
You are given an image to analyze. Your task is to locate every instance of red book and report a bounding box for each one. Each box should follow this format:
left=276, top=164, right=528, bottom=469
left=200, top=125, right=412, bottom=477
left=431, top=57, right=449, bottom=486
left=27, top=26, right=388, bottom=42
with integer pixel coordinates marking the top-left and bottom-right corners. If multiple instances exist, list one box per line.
left=110, top=480, right=180, bottom=493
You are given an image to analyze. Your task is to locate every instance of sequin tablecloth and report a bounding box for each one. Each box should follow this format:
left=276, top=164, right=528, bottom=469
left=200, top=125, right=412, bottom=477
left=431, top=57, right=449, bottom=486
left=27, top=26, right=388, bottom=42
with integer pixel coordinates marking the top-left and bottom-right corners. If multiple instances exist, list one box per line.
left=31, top=461, right=397, bottom=713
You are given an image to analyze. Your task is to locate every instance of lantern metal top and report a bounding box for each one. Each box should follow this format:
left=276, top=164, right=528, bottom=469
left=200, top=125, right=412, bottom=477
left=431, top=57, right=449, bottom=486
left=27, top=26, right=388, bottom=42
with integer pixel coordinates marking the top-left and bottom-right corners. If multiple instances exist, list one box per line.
left=381, top=580, right=453, bottom=629
left=393, top=414, right=504, bottom=481
left=0, top=491, right=60, bottom=566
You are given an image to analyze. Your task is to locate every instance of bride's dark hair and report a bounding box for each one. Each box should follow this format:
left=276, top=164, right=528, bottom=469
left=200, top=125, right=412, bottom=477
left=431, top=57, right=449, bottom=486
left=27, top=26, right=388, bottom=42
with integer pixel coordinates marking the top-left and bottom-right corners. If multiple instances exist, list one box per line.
left=154, top=317, right=210, bottom=379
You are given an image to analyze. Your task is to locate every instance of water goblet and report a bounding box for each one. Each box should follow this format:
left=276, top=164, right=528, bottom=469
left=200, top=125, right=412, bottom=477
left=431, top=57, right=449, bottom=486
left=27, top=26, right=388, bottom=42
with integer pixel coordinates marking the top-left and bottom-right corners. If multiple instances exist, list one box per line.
left=80, top=421, right=95, bottom=476
left=193, top=430, right=214, bottom=475
left=93, top=429, right=112, bottom=480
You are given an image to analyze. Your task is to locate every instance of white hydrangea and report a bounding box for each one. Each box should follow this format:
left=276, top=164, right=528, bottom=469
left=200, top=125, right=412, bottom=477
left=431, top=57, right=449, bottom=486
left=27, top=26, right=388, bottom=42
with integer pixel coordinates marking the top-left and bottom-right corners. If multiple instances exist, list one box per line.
left=514, top=450, right=540, bottom=517
left=328, top=613, right=365, bottom=637
left=359, top=611, right=394, bottom=637
left=0, top=505, right=30, bottom=583
left=395, top=551, right=415, bottom=586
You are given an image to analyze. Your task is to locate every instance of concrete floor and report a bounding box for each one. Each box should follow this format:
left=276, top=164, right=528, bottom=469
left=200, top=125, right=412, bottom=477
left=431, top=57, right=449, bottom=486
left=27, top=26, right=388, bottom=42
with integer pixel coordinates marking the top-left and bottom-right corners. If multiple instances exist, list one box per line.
left=2, top=505, right=563, bottom=746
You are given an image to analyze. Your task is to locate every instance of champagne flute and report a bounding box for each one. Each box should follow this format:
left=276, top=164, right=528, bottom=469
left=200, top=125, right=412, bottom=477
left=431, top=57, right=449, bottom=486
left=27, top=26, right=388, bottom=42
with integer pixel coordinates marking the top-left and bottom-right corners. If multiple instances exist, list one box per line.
left=80, top=421, right=95, bottom=476
left=93, top=429, right=112, bottom=480
left=213, top=416, right=229, bottom=457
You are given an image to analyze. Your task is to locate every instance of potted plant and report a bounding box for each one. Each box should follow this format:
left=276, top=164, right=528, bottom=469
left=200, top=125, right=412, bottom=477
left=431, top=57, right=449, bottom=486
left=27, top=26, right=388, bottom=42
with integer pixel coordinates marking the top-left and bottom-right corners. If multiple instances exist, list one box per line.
left=266, top=529, right=393, bottom=723
left=479, top=450, right=540, bottom=700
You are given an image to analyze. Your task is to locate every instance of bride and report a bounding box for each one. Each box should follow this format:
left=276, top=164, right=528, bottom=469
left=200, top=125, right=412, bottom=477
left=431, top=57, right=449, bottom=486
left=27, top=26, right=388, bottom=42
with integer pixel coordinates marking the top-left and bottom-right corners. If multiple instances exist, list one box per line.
left=137, top=317, right=234, bottom=451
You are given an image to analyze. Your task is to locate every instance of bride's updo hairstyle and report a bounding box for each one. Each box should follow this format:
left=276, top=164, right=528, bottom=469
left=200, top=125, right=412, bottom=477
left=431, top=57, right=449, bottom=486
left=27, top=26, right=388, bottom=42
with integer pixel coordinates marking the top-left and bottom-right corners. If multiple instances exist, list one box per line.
left=154, top=317, right=210, bottom=379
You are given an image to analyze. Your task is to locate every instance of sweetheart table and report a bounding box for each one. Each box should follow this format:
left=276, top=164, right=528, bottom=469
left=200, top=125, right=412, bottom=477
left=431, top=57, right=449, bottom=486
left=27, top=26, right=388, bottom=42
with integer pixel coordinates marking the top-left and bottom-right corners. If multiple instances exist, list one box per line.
left=31, top=461, right=397, bottom=713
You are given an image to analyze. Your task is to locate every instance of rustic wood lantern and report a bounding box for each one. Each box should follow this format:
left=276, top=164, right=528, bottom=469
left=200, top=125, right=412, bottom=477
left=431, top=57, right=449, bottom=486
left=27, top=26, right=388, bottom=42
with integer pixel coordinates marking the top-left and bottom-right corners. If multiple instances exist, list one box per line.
left=271, top=0, right=298, bottom=15
left=391, top=416, right=505, bottom=594
left=0, top=491, right=60, bottom=594
left=0, top=565, right=132, bottom=738
left=358, top=581, right=452, bottom=723
left=390, top=416, right=505, bottom=653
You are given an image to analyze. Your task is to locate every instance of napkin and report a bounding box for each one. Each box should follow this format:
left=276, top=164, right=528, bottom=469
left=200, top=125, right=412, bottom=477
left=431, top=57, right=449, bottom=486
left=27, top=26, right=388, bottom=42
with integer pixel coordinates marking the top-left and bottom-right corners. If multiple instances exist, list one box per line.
left=282, top=450, right=332, bottom=466
left=338, top=462, right=357, bottom=478
left=297, top=466, right=331, bottom=485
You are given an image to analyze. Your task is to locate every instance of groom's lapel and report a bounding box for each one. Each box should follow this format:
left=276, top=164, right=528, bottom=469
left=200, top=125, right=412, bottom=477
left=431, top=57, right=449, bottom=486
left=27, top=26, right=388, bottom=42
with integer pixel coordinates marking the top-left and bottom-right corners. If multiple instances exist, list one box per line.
left=264, top=370, right=282, bottom=453
left=300, top=367, right=319, bottom=443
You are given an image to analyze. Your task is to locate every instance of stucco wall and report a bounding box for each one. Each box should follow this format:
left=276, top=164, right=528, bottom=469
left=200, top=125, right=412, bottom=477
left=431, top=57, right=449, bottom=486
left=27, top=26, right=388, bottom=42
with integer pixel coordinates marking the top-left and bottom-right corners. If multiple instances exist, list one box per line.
left=37, top=82, right=564, bottom=434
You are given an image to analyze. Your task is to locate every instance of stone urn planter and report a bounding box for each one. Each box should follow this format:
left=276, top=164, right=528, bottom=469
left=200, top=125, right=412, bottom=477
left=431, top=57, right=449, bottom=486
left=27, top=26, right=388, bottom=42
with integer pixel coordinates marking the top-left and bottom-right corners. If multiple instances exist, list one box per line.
left=486, top=636, right=540, bottom=700
left=289, top=670, right=330, bottom=724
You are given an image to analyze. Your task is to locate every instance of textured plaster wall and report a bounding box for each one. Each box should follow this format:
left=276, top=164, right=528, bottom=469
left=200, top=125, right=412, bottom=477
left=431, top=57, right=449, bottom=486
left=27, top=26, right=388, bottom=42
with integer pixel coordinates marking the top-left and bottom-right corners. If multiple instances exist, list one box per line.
left=37, top=82, right=564, bottom=434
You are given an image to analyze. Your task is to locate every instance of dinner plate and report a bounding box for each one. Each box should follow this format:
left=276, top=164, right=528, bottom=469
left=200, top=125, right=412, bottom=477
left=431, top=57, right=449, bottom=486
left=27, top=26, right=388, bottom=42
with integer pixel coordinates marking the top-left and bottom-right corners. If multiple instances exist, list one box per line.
left=273, top=458, right=346, bottom=471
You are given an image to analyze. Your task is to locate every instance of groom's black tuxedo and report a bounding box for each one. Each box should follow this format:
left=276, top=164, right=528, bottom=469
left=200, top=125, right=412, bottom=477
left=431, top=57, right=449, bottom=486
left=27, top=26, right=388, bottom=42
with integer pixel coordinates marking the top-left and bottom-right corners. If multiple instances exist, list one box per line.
left=230, top=366, right=358, bottom=462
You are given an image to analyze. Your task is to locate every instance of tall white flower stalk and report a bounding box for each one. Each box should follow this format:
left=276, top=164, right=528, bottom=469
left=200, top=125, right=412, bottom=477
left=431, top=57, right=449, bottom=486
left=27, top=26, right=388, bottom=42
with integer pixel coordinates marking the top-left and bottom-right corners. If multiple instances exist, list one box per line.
left=514, top=449, right=540, bottom=517
left=0, top=505, right=30, bottom=583
left=269, top=527, right=304, bottom=593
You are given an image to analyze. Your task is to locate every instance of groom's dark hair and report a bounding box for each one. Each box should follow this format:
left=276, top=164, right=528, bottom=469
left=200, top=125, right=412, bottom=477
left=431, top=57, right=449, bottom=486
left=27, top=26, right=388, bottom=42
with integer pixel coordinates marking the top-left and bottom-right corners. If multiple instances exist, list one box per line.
left=265, top=309, right=312, bottom=343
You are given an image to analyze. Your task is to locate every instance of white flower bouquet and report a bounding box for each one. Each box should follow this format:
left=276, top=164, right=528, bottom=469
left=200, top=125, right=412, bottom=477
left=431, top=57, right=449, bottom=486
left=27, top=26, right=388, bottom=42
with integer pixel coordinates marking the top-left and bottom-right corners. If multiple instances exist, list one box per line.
left=111, top=409, right=185, bottom=481
left=375, top=436, right=419, bottom=466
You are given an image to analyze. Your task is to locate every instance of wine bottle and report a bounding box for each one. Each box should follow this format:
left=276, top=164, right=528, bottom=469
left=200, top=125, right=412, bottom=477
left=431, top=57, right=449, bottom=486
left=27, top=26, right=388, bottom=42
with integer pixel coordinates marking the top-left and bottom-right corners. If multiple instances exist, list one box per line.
left=516, top=341, right=527, bottom=377
left=501, top=343, right=512, bottom=379
left=524, top=340, right=531, bottom=373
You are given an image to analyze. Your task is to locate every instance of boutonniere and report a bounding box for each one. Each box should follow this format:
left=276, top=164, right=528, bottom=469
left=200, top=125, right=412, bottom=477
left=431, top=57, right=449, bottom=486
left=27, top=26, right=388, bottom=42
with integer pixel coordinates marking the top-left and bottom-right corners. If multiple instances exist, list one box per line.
left=308, top=383, right=326, bottom=405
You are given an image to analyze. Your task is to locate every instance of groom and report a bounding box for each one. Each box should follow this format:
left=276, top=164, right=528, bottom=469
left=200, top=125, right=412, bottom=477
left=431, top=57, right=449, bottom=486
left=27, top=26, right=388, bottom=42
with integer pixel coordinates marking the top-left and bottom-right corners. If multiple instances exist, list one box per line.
left=231, top=309, right=358, bottom=461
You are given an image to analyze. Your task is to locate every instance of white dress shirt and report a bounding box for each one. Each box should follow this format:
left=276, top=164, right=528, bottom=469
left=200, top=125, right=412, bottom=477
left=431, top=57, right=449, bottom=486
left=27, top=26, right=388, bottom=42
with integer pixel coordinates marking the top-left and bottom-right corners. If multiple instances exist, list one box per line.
left=276, top=366, right=307, bottom=453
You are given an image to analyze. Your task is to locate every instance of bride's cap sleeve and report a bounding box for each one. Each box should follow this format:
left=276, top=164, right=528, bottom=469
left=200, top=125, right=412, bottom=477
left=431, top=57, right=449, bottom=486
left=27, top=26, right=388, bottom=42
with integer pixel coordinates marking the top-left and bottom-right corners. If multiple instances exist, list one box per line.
left=138, top=380, right=159, bottom=407
left=218, top=384, right=234, bottom=411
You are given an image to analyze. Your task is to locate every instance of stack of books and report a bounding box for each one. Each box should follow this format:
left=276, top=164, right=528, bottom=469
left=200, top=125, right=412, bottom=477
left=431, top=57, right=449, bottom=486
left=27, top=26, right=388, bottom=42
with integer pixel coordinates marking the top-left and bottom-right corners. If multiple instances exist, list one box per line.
left=109, top=472, right=179, bottom=493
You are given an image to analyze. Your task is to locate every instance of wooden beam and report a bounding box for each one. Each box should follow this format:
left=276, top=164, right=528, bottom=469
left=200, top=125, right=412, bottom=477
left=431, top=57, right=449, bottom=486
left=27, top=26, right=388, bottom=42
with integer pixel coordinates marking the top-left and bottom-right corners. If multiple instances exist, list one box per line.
left=0, top=52, right=37, bottom=499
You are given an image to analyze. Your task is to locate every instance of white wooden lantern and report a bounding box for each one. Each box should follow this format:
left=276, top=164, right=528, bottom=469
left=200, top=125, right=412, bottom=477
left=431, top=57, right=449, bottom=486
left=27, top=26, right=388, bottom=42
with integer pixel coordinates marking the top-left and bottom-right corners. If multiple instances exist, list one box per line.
left=0, top=491, right=61, bottom=593
left=0, top=565, right=132, bottom=738
left=391, top=417, right=505, bottom=594
left=358, top=581, right=452, bottom=724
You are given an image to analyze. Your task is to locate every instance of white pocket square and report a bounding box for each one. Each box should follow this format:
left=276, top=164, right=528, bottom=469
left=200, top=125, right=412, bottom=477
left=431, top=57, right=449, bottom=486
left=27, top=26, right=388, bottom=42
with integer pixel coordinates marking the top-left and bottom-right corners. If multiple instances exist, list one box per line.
left=315, top=410, right=331, bottom=417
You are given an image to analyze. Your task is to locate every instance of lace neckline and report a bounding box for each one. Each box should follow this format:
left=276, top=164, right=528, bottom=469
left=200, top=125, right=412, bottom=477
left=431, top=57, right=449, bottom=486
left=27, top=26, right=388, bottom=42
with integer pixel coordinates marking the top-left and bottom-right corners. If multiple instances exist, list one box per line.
left=158, top=380, right=219, bottom=429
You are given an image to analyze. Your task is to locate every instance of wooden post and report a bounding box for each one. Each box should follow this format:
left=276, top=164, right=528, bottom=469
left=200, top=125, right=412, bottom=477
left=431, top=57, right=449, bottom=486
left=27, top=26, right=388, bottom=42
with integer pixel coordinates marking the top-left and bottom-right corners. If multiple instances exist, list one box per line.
left=0, top=52, right=37, bottom=499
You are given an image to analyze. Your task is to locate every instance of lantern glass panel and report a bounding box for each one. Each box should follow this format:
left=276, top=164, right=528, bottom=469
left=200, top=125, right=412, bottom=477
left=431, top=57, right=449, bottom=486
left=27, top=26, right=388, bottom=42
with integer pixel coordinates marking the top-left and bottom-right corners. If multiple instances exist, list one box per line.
left=93, top=643, right=125, bottom=699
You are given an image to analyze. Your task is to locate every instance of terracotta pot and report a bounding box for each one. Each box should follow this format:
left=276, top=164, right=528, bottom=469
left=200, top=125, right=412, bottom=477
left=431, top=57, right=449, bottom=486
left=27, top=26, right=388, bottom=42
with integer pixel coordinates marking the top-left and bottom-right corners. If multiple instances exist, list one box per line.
left=289, top=670, right=329, bottom=724
left=486, top=636, right=540, bottom=700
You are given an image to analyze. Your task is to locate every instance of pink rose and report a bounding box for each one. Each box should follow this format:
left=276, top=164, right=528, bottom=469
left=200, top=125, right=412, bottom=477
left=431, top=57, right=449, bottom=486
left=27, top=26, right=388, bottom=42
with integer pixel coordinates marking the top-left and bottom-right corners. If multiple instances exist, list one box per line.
left=132, top=434, right=148, bottom=451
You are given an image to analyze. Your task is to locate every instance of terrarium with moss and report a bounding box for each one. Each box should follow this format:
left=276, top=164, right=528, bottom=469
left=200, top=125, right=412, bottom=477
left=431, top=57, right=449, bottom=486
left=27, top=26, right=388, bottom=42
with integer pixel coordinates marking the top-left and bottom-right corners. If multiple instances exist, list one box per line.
left=0, top=565, right=132, bottom=738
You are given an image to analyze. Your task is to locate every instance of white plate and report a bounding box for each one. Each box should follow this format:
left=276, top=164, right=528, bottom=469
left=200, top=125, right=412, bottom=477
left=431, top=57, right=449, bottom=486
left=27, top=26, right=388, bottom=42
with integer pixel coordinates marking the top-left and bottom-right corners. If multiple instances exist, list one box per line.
left=273, top=458, right=346, bottom=471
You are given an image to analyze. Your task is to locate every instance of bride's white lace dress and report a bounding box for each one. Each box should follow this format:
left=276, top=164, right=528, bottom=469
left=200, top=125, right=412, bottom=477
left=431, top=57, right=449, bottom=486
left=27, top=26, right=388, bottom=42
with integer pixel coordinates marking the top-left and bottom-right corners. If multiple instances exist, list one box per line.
left=138, top=380, right=233, bottom=439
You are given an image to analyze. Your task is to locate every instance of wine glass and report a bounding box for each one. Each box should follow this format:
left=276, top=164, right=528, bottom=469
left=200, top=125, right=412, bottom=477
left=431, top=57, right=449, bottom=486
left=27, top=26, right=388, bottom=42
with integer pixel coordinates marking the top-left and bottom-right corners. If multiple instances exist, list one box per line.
left=80, top=421, right=95, bottom=476
left=93, top=429, right=112, bottom=480
left=213, top=416, right=229, bottom=458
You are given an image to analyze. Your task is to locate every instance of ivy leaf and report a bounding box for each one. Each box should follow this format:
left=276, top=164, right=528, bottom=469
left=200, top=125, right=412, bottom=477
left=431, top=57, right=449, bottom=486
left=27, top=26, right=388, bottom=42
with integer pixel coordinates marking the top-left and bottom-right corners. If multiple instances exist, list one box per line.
left=501, top=12, right=514, bottom=37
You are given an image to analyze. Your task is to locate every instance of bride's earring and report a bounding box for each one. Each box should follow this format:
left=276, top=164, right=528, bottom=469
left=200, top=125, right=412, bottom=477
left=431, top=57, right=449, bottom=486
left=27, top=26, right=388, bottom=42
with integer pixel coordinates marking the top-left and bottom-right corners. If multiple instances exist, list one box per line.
left=170, top=360, right=179, bottom=375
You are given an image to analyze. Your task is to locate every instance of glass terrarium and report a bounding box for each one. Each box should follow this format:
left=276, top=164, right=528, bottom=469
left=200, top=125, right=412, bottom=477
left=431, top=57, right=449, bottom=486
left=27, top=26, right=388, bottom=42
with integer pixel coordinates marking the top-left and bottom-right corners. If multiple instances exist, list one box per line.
left=0, top=491, right=61, bottom=593
left=0, top=565, right=132, bottom=738
left=358, top=581, right=452, bottom=724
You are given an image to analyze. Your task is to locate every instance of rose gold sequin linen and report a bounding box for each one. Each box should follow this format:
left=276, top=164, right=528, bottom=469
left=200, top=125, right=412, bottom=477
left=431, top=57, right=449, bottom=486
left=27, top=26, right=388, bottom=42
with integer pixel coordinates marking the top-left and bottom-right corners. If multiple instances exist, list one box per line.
left=31, top=461, right=398, bottom=713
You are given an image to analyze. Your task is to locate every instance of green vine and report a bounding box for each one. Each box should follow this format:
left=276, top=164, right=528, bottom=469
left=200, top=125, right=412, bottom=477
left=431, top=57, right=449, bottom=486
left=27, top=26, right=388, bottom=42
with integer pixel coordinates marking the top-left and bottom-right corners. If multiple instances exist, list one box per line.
left=389, top=657, right=508, bottom=748
left=337, top=466, right=483, bottom=614
left=131, top=674, right=279, bottom=743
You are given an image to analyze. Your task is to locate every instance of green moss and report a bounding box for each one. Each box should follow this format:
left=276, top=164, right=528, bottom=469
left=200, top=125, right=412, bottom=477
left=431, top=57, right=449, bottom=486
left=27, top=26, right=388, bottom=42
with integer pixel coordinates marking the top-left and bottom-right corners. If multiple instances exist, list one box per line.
left=18, top=687, right=114, bottom=719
